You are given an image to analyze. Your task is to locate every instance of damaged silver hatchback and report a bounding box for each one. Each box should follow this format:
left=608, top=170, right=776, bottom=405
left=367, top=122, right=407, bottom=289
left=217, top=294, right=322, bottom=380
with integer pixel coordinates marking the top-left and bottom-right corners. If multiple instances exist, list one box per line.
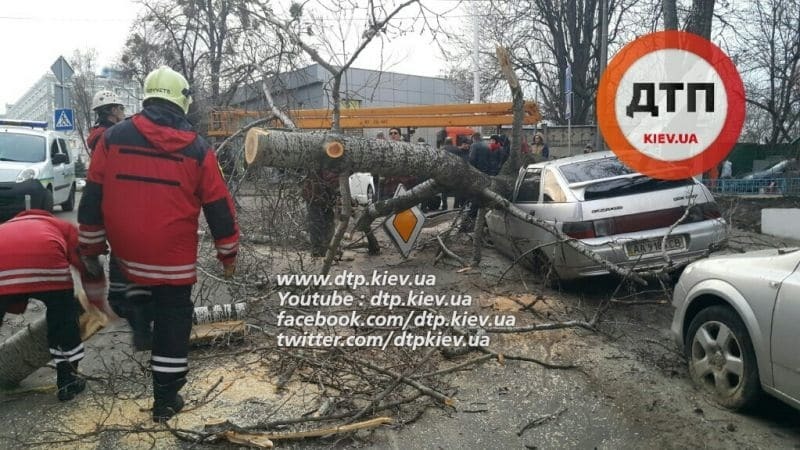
left=486, top=151, right=728, bottom=280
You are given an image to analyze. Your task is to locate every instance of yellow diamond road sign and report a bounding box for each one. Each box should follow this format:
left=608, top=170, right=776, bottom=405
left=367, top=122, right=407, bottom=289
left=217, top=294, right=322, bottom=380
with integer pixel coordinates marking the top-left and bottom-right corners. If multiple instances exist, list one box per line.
left=383, top=184, right=425, bottom=258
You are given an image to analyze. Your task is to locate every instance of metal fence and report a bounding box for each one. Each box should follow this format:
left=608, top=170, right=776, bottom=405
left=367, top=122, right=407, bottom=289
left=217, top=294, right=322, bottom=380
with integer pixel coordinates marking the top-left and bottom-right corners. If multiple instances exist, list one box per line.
left=704, top=178, right=800, bottom=196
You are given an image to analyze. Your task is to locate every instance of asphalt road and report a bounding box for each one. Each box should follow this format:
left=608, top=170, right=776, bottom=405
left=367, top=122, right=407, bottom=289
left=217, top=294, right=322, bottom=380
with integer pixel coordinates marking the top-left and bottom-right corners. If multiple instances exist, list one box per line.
left=54, top=191, right=80, bottom=224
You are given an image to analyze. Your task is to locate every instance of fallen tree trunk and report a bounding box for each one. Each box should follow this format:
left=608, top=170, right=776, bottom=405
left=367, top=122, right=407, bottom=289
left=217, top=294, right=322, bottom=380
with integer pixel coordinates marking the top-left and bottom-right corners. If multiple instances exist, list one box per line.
left=0, top=317, right=50, bottom=388
left=243, top=129, right=648, bottom=284
left=0, top=291, right=107, bottom=387
left=244, top=129, right=509, bottom=195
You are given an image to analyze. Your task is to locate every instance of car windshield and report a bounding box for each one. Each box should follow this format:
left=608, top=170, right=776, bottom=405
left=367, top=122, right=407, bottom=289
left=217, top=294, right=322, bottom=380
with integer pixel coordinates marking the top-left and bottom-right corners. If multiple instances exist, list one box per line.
left=0, top=133, right=46, bottom=163
left=559, top=157, right=694, bottom=200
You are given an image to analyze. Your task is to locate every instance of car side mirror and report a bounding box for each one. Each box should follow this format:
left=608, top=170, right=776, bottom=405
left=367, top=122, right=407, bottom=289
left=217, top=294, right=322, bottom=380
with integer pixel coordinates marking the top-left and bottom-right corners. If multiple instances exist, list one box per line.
left=52, top=153, right=68, bottom=165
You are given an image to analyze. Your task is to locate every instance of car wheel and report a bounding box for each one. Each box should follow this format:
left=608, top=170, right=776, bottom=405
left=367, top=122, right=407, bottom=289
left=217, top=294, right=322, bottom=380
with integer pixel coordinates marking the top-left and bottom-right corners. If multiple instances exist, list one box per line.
left=42, top=189, right=54, bottom=212
left=526, top=249, right=560, bottom=287
left=685, top=305, right=761, bottom=410
left=367, top=185, right=375, bottom=204
left=61, top=184, right=76, bottom=212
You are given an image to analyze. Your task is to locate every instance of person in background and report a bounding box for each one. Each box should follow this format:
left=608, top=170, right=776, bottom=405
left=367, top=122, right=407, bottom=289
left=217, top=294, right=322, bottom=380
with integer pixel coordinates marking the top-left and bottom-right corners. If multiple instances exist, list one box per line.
left=87, top=90, right=126, bottom=154
left=720, top=160, right=733, bottom=179
left=462, top=133, right=507, bottom=232
left=0, top=209, right=107, bottom=402
left=302, top=170, right=339, bottom=256
left=78, top=66, right=239, bottom=422
left=380, top=127, right=417, bottom=199
left=531, top=132, right=550, bottom=159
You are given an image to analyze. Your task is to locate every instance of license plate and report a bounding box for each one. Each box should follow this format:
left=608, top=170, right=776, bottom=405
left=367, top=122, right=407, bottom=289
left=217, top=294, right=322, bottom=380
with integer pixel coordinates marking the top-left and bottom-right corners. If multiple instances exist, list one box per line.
left=625, top=235, right=686, bottom=258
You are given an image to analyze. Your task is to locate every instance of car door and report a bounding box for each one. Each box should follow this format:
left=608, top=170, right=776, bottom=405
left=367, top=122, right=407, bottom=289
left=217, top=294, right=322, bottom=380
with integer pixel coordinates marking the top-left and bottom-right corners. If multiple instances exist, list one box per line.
left=50, top=138, right=71, bottom=204
left=771, top=265, right=800, bottom=400
left=485, top=168, right=544, bottom=256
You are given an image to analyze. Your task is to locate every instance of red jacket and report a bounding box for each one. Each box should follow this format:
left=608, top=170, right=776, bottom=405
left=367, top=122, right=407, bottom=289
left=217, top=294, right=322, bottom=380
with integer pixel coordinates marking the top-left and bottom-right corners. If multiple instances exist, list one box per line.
left=87, top=119, right=115, bottom=153
left=78, top=104, right=239, bottom=286
left=0, top=210, right=106, bottom=313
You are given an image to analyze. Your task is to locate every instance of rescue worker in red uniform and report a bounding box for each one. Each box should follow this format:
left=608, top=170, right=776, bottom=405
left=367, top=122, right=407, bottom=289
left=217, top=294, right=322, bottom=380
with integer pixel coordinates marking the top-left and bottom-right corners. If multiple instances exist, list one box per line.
left=87, top=90, right=126, bottom=154
left=78, top=66, right=239, bottom=422
left=87, top=90, right=154, bottom=351
left=0, top=210, right=107, bottom=401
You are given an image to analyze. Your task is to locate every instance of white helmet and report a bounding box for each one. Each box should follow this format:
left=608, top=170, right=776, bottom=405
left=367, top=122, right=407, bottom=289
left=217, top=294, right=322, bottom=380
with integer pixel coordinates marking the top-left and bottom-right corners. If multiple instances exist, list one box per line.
left=92, top=90, right=122, bottom=111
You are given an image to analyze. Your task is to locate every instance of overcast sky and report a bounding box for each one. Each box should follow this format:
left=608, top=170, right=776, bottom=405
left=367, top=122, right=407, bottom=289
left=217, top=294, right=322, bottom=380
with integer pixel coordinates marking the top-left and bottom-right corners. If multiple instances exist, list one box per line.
left=0, top=0, right=458, bottom=115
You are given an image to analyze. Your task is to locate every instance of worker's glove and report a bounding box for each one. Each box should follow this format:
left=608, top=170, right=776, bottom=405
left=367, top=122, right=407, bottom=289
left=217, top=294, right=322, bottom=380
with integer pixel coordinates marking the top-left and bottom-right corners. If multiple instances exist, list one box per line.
left=81, top=255, right=104, bottom=279
left=223, top=260, right=236, bottom=279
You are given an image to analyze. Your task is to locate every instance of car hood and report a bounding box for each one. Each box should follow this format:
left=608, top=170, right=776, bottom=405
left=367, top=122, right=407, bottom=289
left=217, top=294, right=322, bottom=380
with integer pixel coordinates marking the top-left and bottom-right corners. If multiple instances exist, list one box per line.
left=0, top=162, right=31, bottom=182
left=683, top=247, right=800, bottom=280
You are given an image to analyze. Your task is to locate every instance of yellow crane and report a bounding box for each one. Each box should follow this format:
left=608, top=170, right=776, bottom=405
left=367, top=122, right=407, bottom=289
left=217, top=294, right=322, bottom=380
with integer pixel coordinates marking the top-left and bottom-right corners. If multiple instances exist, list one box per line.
left=207, top=101, right=541, bottom=138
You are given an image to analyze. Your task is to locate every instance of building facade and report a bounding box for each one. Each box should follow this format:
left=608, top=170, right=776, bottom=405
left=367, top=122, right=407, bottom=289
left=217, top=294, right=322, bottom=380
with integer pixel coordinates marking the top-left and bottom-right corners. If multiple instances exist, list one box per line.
left=231, top=64, right=470, bottom=143
left=5, top=69, right=141, bottom=159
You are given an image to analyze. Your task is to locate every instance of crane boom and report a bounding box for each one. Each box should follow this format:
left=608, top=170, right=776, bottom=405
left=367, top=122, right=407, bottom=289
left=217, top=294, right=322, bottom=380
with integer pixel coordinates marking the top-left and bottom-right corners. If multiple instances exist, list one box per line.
left=208, top=101, right=540, bottom=137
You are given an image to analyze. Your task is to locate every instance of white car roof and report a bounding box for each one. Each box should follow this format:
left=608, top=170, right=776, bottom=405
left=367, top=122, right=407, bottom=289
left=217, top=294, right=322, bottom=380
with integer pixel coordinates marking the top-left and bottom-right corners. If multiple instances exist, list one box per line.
left=524, top=150, right=617, bottom=171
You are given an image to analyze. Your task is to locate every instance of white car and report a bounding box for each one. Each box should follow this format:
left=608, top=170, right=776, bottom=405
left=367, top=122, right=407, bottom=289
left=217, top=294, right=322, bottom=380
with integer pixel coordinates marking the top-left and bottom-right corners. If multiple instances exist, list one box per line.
left=486, top=151, right=728, bottom=280
left=349, top=172, right=375, bottom=205
left=0, top=119, right=76, bottom=220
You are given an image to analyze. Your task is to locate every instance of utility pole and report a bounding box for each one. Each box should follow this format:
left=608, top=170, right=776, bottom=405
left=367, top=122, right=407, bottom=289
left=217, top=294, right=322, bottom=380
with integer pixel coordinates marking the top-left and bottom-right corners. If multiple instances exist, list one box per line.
left=472, top=8, right=480, bottom=104
left=596, top=0, right=609, bottom=152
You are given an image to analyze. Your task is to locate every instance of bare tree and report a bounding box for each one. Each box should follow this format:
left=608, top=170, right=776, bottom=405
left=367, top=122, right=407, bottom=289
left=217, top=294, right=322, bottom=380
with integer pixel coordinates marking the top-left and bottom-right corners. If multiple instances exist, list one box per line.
left=119, top=0, right=291, bottom=116
left=68, top=49, right=100, bottom=156
left=731, top=0, right=800, bottom=145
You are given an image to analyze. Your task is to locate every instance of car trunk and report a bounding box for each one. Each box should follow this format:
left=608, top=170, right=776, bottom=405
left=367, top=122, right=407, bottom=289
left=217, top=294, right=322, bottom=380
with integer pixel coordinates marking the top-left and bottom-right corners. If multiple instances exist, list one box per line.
left=560, top=178, right=719, bottom=241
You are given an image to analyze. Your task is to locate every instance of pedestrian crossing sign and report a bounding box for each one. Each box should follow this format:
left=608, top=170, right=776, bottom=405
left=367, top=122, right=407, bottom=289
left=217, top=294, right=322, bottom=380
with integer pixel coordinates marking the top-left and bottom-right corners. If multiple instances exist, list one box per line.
left=54, top=108, right=74, bottom=131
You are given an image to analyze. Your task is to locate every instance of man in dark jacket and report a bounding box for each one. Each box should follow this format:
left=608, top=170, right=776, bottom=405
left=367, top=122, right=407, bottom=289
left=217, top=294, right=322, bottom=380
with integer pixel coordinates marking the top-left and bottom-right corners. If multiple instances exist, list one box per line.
left=78, top=66, right=239, bottom=422
left=469, top=133, right=508, bottom=176
left=0, top=210, right=107, bottom=401
left=461, top=133, right=508, bottom=231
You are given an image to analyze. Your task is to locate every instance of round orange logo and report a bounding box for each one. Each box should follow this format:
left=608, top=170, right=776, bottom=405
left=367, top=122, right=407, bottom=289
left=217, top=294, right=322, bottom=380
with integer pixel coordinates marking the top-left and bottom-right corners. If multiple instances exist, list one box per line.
left=597, top=31, right=745, bottom=180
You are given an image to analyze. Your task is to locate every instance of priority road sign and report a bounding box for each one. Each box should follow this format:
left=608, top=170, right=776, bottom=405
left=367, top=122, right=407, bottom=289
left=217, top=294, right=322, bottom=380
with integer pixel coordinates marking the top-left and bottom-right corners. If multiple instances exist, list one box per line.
left=383, top=184, right=425, bottom=258
left=50, top=56, right=74, bottom=84
left=54, top=109, right=75, bottom=131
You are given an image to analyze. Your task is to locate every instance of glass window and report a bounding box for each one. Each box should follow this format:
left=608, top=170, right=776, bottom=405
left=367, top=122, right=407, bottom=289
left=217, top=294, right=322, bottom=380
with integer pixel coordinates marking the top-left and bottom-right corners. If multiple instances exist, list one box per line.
left=50, top=139, right=60, bottom=158
left=515, top=169, right=541, bottom=202
left=542, top=169, right=567, bottom=202
left=0, top=134, right=46, bottom=163
left=57, top=139, right=70, bottom=163
left=559, top=156, right=636, bottom=183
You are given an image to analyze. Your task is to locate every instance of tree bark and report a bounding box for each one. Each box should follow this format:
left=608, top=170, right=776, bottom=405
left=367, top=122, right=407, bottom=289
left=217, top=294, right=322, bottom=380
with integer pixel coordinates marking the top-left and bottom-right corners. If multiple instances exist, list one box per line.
left=496, top=46, right=525, bottom=177
left=684, top=0, right=715, bottom=39
left=663, top=0, right=679, bottom=30
left=244, top=129, right=507, bottom=195
left=0, top=318, right=50, bottom=388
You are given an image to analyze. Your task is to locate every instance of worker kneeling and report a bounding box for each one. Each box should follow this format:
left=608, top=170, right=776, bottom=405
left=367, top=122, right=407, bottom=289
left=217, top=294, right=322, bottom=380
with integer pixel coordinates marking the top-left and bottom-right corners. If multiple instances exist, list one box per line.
left=0, top=210, right=107, bottom=401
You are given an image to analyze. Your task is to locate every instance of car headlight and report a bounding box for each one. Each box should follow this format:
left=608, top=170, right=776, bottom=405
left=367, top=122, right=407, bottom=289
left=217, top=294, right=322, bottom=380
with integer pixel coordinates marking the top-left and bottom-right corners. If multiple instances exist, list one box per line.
left=16, top=168, right=38, bottom=183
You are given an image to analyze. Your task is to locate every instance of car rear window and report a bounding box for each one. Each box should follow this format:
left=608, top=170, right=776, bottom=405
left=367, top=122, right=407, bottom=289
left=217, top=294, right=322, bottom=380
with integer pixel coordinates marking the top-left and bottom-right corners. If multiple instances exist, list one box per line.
left=559, top=157, right=636, bottom=183
left=559, top=157, right=695, bottom=200
left=0, top=133, right=46, bottom=163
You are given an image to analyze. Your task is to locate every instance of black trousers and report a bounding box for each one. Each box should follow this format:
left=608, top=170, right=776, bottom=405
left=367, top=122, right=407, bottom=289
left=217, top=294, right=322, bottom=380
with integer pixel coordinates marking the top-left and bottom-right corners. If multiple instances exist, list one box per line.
left=307, top=201, right=334, bottom=254
left=108, top=255, right=154, bottom=332
left=146, top=285, right=194, bottom=385
left=0, top=290, right=84, bottom=367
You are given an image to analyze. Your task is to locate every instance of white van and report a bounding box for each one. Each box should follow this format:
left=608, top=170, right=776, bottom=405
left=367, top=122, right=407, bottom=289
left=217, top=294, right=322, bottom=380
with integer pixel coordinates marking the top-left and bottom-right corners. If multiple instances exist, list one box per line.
left=0, top=120, right=76, bottom=221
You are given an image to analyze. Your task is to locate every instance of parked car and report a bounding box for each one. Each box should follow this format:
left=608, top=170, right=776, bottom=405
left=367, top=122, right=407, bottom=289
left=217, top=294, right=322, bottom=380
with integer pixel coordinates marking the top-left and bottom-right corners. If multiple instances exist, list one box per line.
left=485, top=151, right=728, bottom=280
left=741, top=159, right=790, bottom=180
left=348, top=172, right=375, bottom=205
left=0, top=119, right=76, bottom=221
left=671, top=248, right=800, bottom=411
